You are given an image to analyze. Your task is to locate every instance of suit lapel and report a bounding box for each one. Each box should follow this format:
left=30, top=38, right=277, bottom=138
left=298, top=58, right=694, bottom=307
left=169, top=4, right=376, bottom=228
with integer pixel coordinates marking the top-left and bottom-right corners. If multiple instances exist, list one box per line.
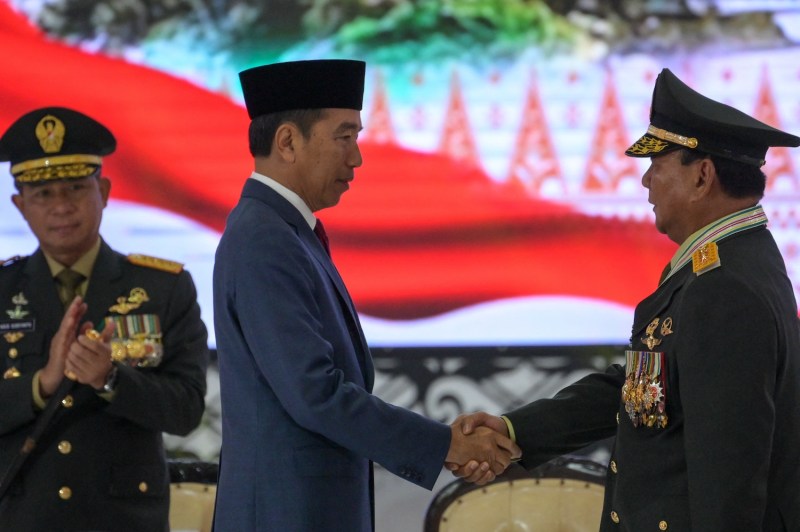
left=242, top=180, right=374, bottom=389
left=22, top=250, right=62, bottom=336
left=631, top=263, right=691, bottom=339
left=83, top=241, right=124, bottom=328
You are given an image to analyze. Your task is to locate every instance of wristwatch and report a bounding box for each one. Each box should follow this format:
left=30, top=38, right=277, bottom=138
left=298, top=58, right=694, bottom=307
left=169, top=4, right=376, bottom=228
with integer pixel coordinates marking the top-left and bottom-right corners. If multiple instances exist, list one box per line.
left=101, top=363, right=119, bottom=393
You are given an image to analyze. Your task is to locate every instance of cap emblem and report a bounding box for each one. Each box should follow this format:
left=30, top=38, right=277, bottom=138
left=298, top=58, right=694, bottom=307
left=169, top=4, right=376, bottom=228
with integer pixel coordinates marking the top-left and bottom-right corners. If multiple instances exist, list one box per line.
left=35, top=115, right=65, bottom=154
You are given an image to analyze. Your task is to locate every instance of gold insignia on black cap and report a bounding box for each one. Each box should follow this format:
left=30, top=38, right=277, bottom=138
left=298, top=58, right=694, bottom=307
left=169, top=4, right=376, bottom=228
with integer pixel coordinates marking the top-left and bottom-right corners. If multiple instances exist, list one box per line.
left=625, top=69, right=800, bottom=167
left=0, top=107, right=116, bottom=184
left=36, top=115, right=65, bottom=153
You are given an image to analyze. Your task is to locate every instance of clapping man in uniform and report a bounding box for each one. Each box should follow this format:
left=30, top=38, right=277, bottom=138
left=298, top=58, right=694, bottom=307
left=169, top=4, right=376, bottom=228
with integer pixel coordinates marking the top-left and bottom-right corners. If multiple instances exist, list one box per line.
left=0, top=107, right=209, bottom=531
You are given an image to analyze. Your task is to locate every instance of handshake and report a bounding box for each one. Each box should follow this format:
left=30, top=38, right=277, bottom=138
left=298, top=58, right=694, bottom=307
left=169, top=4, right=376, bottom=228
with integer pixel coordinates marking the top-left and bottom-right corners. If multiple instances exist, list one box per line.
left=444, top=412, right=521, bottom=485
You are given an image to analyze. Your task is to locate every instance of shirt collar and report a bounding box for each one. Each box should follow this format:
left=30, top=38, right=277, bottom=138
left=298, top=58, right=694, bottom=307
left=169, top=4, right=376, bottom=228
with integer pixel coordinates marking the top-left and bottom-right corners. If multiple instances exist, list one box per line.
left=45, top=237, right=101, bottom=279
left=663, top=204, right=767, bottom=284
left=249, top=171, right=316, bottom=230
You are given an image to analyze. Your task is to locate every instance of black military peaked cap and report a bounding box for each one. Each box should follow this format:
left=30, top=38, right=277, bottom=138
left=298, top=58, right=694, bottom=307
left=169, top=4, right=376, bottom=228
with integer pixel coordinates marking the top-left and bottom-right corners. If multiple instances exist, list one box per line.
left=239, top=59, right=366, bottom=119
left=0, top=107, right=116, bottom=184
left=626, top=68, right=800, bottom=166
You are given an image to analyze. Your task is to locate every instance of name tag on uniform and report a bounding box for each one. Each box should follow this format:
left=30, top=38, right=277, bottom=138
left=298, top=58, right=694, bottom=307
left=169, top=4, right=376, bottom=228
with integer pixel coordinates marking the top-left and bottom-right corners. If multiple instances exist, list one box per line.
left=0, top=319, right=35, bottom=333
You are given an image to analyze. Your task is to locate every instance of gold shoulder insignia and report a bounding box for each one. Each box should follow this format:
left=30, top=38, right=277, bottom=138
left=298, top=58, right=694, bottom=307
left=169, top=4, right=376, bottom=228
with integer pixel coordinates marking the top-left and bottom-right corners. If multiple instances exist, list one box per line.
left=127, top=254, right=183, bottom=274
left=692, top=242, right=721, bottom=276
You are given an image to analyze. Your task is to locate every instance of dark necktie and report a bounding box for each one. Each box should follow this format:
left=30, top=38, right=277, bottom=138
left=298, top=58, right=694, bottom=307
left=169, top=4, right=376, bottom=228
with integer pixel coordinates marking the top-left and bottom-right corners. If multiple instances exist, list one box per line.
left=56, top=268, right=86, bottom=308
left=314, top=218, right=331, bottom=256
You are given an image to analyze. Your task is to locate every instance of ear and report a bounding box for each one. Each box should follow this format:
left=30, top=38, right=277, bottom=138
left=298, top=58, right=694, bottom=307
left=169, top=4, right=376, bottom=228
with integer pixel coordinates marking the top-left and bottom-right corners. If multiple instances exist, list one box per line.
left=274, top=123, right=300, bottom=163
left=11, top=193, right=25, bottom=218
left=692, top=158, right=717, bottom=199
left=98, top=176, right=111, bottom=206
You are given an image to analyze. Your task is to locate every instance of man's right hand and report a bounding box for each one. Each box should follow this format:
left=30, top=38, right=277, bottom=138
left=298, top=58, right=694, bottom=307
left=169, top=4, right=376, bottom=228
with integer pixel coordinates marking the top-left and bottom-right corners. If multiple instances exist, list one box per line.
left=38, top=296, right=87, bottom=397
left=445, top=417, right=521, bottom=485
left=446, top=412, right=517, bottom=484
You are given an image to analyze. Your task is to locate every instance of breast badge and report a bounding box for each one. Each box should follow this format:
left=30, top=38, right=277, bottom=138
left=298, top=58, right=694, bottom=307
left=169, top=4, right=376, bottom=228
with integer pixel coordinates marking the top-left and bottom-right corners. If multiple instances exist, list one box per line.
left=6, top=292, right=29, bottom=319
left=641, top=318, right=661, bottom=350
left=2, top=292, right=34, bottom=342
left=106, top=289, right=163, bottom=367
left=109, top=287, right=149, bottom=315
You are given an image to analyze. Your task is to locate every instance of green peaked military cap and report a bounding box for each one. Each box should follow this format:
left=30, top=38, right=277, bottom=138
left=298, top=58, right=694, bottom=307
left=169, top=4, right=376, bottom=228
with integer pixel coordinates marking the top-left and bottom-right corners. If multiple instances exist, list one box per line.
left=626, top=68, right=800, bottom=167
left=0, top=107, right=116, bottom=184
left=239, top=59, right=366, bottom=119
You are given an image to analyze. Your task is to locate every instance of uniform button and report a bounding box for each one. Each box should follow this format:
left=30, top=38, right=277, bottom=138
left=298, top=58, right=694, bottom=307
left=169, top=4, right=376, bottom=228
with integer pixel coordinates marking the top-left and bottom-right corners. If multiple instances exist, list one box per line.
left=3, top=367, right=20, bottom=379
left=8, top=347, right=18, bottom=359
left=610, top=460, right=618, bottom=474
left=58, top=441, right=72, bottom=454
left=610, top=511, right=619, bottom=524
left=62, top=395, right=74, bottom=408
left=59, top=486, right=72, bottom=500
left=139, top=482, right=148, bottom=493
left=659, top=520, right=668, bottom=530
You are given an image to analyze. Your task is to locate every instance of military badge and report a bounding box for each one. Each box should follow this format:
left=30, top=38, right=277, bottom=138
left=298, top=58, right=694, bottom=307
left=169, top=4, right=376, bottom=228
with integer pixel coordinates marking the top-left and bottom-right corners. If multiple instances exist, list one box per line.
left=3, top=331, right=25, bottom=344
left=622, top=350, right=668, bottom=428
left=104, top=313, right=163, bottom=368
left=3, top=332, right=24, bottom=343
left=660, top=317, right=673, bottom=336
left=6, top=292, right=30, bottom=319
left=641, top=317, right=661, bottom=350
left=36, top=114, right=66, bottom=153
left=3, top=292, right=34, bottom=338
left=109, top=287, right=149, bottom=314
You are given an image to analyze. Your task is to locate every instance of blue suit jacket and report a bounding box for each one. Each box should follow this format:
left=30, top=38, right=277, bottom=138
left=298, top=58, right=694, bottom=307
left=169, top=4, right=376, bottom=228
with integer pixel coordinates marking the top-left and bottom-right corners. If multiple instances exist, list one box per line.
left=212, top=179, right=451, bottom=531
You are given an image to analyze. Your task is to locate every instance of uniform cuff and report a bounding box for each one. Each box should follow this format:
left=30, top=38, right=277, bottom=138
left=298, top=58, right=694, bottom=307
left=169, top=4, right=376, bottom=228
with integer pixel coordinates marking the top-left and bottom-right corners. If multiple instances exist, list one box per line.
left=32, top=370, right=47, bottom=410
left=501, top=415, right=516, bottom=443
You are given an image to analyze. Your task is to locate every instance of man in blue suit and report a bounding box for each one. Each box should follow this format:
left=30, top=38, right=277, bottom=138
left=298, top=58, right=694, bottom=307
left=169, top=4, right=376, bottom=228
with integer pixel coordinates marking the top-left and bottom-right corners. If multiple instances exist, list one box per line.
left=212, top=59, right=520, bottom=531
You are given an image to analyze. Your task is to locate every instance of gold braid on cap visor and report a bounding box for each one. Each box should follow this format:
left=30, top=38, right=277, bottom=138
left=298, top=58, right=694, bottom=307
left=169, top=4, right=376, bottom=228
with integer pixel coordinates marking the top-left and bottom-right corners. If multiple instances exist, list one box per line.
left=626, top=125, right=698, bottom=156
left=12, top=154, right=102, bottom=183
left=646, top=125, right=698, bottom=149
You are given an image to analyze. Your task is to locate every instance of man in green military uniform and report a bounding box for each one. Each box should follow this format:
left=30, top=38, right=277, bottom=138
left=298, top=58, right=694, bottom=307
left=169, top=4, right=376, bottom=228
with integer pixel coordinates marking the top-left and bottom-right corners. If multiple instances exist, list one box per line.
left=450, top=69, right=800, bottom=530
left=0, top=107, right=209, bottom=531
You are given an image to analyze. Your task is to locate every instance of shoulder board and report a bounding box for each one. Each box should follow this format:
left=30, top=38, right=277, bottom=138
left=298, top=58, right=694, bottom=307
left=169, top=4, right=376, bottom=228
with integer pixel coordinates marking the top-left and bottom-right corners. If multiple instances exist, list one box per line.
left=1, top=255, right=26, bottom=267
left=692, top=242, right=721, bottom=276
left=127, top=253, right=184, bottom=274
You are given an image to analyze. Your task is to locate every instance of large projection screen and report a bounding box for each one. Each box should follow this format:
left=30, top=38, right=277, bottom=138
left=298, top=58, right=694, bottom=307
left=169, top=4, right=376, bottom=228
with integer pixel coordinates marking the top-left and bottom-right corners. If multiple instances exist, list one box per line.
left=1, top=0, right=798, bottom=348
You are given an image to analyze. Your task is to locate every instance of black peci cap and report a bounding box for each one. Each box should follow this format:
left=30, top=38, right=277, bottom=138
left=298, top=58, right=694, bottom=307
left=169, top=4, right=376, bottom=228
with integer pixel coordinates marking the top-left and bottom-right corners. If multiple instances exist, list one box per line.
left=0, top=107, right=116, bottom=184
left=626, top=68, right=800, bottom=167
left=239, top=59, right=366, bottom=119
